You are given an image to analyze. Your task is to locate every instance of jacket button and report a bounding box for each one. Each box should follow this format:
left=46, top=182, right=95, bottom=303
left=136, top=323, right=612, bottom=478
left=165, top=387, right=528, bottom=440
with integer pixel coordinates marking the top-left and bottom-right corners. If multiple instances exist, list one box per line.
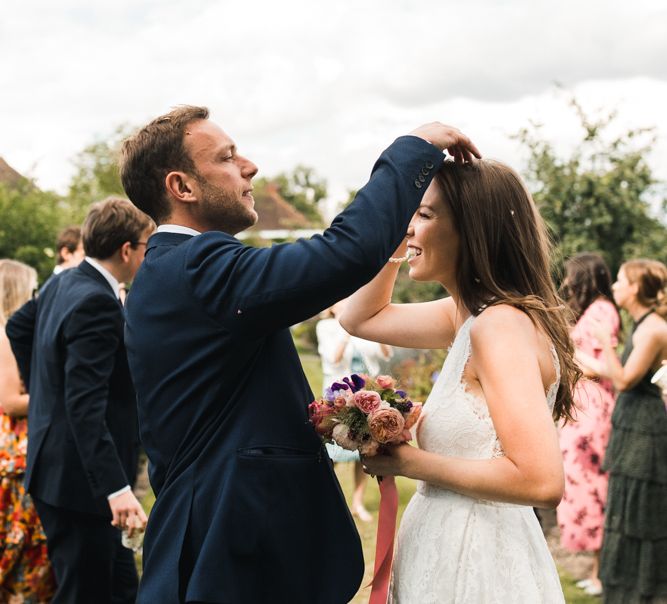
left=421, top=167, right=429, bottom=176
left=425, top=161, right=434, bottom=169
left=414, top=179, right=422, bottom=189
left=418, top=174, right=426, bottom=183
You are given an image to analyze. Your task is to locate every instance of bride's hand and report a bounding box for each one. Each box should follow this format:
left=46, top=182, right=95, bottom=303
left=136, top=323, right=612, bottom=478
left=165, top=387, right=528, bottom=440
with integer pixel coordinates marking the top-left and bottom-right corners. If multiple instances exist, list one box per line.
left=361, top=442, right=418, bottom=478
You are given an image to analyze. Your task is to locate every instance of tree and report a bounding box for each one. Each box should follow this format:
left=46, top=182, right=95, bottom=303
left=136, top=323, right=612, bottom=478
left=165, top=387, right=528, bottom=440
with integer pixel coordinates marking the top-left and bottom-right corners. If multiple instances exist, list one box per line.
left=0, top=180, right=63, bottom=282
left=515, top=97, right=667, bottom=275
left=64, top=124, right=133, bottom=223
left=255, top=165, right=326, bottom=225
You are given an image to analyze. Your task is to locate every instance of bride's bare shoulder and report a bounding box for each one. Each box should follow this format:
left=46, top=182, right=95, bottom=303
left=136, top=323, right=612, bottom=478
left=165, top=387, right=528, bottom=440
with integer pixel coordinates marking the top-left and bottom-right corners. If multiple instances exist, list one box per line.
left=470, top=304, right=536, bottom=344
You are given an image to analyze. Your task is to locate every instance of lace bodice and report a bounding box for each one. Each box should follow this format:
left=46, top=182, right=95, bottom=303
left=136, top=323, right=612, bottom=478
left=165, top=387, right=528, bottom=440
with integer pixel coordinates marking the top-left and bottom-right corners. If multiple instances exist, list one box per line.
left=390, top=314, right=565, bottom=603
left=416, top=315, right=560, bottom=488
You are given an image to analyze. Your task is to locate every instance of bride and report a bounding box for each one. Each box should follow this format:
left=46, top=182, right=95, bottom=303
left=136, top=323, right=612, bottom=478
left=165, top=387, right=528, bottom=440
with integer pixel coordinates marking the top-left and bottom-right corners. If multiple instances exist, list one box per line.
left=340, top=158, right=579, bottom=603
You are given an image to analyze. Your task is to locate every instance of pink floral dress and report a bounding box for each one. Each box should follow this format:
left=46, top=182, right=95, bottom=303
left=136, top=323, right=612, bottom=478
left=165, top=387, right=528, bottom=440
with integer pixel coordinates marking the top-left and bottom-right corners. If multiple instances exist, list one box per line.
left=557, top=298, right=620, bottom=552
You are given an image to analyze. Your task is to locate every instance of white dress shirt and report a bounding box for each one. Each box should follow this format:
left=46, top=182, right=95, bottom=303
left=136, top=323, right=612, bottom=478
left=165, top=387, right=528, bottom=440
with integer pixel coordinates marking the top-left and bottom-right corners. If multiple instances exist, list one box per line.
left=84, top=257, right=121, bottom=300
left=156, top=224, right=202, bottom=237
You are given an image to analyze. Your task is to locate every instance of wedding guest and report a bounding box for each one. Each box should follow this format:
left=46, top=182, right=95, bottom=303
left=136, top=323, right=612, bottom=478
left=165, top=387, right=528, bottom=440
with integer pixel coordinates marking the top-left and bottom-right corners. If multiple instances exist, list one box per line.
left=557, top=253, right=620, bottom=597
left=316, top=300, right=392, bottom=522
left=6, top=199, right=154, bottom=604
left=53, top=226, right=84, bottom=275
left=0, top=259, right=55, bottom=603
left=577, top=259, right=667, bottom=604
left=342, top=158, right=580, bottom=602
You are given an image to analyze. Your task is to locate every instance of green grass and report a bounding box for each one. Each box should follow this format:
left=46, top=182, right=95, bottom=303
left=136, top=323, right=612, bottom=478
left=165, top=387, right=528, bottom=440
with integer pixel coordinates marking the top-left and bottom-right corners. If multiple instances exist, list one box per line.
left=560, top=570, right=599, bottom=604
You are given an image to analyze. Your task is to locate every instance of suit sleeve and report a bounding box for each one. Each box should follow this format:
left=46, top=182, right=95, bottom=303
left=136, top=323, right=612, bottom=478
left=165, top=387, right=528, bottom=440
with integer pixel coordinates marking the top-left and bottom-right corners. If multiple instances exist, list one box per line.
left=186, top=135, right=443, bottom=337
left=63, top=295, right=129, bottom=498
left=5, top=298, right=37, bottom=388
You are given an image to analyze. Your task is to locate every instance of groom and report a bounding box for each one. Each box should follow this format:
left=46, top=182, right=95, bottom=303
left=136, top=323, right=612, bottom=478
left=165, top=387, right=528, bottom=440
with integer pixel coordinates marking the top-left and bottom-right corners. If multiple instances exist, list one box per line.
left=119, top=105, right=479, bottom=604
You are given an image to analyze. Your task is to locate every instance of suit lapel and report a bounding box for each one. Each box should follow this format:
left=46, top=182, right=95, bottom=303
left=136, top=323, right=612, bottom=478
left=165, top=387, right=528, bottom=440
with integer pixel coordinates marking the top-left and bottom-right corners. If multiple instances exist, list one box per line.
left=76, top=260, right=120, bottom=306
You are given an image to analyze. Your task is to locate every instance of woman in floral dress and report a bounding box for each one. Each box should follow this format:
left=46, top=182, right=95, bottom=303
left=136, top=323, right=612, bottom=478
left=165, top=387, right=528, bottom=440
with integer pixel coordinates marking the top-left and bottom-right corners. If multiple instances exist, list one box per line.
left=557, top=253, right=620, bottom=596
left=0, top=259, right=55, bottom=603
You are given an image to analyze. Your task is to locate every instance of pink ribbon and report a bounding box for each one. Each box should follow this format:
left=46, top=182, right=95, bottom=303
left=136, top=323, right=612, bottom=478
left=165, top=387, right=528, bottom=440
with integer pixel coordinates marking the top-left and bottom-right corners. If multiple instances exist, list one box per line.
left=368, top=476, right=398, bottom=604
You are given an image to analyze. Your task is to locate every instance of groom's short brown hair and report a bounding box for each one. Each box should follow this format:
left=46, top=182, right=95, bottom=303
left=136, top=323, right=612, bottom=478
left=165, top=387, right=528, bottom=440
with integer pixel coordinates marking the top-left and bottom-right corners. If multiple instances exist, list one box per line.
left=119, top=105, right=209, bottom=225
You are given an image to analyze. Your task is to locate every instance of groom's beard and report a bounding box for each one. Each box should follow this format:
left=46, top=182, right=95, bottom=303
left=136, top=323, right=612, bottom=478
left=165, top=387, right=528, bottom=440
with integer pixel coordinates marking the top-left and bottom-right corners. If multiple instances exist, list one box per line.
left=196, top=177, right=258, bottom=235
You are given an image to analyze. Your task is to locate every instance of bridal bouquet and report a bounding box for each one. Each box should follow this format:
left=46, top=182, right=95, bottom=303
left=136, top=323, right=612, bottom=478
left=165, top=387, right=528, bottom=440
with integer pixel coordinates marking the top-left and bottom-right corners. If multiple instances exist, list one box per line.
left=308, top=373, right=422, bottom=456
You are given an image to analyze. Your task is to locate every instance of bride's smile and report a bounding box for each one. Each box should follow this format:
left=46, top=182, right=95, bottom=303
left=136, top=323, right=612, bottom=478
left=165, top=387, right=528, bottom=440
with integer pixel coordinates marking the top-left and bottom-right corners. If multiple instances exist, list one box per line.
left=406, top=182, right=459, bottom=289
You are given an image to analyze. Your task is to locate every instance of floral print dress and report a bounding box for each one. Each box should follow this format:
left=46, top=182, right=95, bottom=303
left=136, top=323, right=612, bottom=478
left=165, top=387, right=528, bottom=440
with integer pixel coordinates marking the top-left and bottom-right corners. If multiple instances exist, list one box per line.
left=557, top=299, right=620, bottom=551
left=0, top=414, right=55, bottom=603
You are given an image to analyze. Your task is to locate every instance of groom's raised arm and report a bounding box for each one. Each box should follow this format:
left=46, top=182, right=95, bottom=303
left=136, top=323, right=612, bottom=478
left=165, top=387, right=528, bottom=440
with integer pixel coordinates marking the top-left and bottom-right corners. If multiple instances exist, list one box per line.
left=186, top=125, right=479, bottom=335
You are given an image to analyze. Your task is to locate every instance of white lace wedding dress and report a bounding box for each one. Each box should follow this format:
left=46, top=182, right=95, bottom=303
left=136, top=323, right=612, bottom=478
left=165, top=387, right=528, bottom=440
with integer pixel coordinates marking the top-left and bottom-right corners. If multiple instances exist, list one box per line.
left=389, top=316, right=565, bottom=603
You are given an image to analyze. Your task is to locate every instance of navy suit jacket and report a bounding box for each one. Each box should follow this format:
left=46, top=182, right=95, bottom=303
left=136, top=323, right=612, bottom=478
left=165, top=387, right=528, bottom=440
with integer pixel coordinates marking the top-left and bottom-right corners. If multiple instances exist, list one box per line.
left=6, top=261, right=139, bottom=516
left=124, top=136, right=443, bottom=604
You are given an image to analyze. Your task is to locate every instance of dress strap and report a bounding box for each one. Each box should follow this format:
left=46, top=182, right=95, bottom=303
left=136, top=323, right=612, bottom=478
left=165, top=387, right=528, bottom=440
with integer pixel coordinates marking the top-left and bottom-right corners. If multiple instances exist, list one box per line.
left=633, top=309, right=654, bottom=330
left=446, top=315, right=475, bottom=384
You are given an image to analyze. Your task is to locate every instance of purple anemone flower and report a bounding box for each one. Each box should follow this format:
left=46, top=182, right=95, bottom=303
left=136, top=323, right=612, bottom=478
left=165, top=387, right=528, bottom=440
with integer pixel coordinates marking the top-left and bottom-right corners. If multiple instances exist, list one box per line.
left=330, top=381, right=349, bottom=392
left=342, top=374, right=366, bottom=393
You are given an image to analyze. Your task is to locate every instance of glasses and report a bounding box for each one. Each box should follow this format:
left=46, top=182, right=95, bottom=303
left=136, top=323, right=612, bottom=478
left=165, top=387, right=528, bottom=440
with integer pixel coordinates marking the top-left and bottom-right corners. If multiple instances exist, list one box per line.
left=131, top=241, right=148, bottom=248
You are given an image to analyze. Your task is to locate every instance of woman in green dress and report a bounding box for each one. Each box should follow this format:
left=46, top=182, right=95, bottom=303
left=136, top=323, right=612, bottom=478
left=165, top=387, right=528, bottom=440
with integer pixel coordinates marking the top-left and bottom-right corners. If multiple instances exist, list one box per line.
left=578, top=258, right=667, bottom=603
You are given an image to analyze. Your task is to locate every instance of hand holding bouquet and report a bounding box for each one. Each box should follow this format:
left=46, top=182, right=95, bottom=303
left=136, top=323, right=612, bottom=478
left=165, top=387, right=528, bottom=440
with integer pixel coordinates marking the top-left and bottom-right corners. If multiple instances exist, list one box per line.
left=308, top=373, right=422, bottom=456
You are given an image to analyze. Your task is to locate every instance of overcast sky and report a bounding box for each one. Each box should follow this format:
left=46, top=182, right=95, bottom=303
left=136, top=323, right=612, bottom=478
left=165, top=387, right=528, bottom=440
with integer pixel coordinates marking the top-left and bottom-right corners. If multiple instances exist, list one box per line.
left=2, top=0, right=667, bottom=215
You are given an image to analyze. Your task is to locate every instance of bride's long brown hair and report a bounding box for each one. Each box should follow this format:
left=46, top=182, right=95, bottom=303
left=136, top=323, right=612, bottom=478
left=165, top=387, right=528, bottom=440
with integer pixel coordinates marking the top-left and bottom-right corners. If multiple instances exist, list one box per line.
left=435, top=160, right=580, bottom=422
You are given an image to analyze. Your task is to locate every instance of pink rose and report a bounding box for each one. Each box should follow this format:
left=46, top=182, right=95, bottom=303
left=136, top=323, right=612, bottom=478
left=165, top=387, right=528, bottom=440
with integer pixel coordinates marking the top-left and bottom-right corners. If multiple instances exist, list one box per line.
left=308, top=402, right=336, bottom=436
left=332, top=423, right=359, bottom=451
left=331, top=388, right=355, bottom=407
left=368, top=407, right=405, bottom=444
left=353, top=390, right=382, bottom=414
left=359, top=439, right=380, bottom=457
left=404, top=402, right=422, bottom=430
left=375, top=375, right=396, bottom=389
left=333, top=395, right=348, bottom=410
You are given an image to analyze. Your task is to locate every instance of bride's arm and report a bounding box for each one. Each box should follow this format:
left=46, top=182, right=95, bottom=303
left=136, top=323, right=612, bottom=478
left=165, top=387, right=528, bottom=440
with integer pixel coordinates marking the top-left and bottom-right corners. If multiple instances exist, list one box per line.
left=339, top=242, right=458, bottom=349
left=362, top=306, right=564, bottom=508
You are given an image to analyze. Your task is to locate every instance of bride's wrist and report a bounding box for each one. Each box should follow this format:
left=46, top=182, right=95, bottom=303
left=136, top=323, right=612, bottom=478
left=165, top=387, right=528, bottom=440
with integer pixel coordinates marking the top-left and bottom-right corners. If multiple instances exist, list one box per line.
left=399, top=446, right=421, bottom=480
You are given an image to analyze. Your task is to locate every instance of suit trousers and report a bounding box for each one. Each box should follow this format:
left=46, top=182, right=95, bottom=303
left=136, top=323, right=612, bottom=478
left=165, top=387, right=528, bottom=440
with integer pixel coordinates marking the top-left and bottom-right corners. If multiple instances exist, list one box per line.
left=34, top=498, right=138, bottom=604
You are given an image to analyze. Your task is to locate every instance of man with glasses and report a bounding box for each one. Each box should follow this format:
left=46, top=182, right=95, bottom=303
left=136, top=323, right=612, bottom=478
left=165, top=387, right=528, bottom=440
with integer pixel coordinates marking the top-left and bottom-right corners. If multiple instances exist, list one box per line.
left=6, top=197, right=154, bottom=604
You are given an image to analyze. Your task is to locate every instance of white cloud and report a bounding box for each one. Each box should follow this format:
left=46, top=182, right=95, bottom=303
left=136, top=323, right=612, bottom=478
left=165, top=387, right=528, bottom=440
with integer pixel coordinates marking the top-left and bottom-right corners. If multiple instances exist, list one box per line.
left=1, top=0, right=666, bottom=215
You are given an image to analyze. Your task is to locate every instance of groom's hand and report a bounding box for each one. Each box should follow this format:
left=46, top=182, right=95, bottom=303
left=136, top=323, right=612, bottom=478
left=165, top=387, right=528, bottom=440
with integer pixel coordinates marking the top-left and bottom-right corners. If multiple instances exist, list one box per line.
left=410, top=122, right=481, bottom=165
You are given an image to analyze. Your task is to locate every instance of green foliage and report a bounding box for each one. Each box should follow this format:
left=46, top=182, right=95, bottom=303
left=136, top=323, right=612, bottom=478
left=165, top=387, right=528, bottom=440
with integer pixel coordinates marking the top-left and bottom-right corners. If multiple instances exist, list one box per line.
left=65, top=124, right=134, bottom=223
left=337, top=406, right=371, bottom=440
left=392, top=264, right=447, bottom=304
left=390, top=348, right=446, bottom=401
left=255, top=165, right=326, bottom=225
left=515, top=97, right=667, bottom=274
left=0, top=181, right=63, bottom=282
left=291, top=317, right=319, bottom=353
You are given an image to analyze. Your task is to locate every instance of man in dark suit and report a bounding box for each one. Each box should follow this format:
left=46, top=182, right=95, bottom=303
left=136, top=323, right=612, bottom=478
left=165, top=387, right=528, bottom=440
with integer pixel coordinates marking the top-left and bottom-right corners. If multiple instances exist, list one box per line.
left=6, top=197, right=154, bottom=604
left=119, top=106, right=480, bottom=604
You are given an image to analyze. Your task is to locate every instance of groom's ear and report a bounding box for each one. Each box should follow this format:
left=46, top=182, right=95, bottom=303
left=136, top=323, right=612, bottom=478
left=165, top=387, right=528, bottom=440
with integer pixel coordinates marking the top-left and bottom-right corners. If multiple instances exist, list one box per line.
left=165, top=171, right=198, bottom=205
